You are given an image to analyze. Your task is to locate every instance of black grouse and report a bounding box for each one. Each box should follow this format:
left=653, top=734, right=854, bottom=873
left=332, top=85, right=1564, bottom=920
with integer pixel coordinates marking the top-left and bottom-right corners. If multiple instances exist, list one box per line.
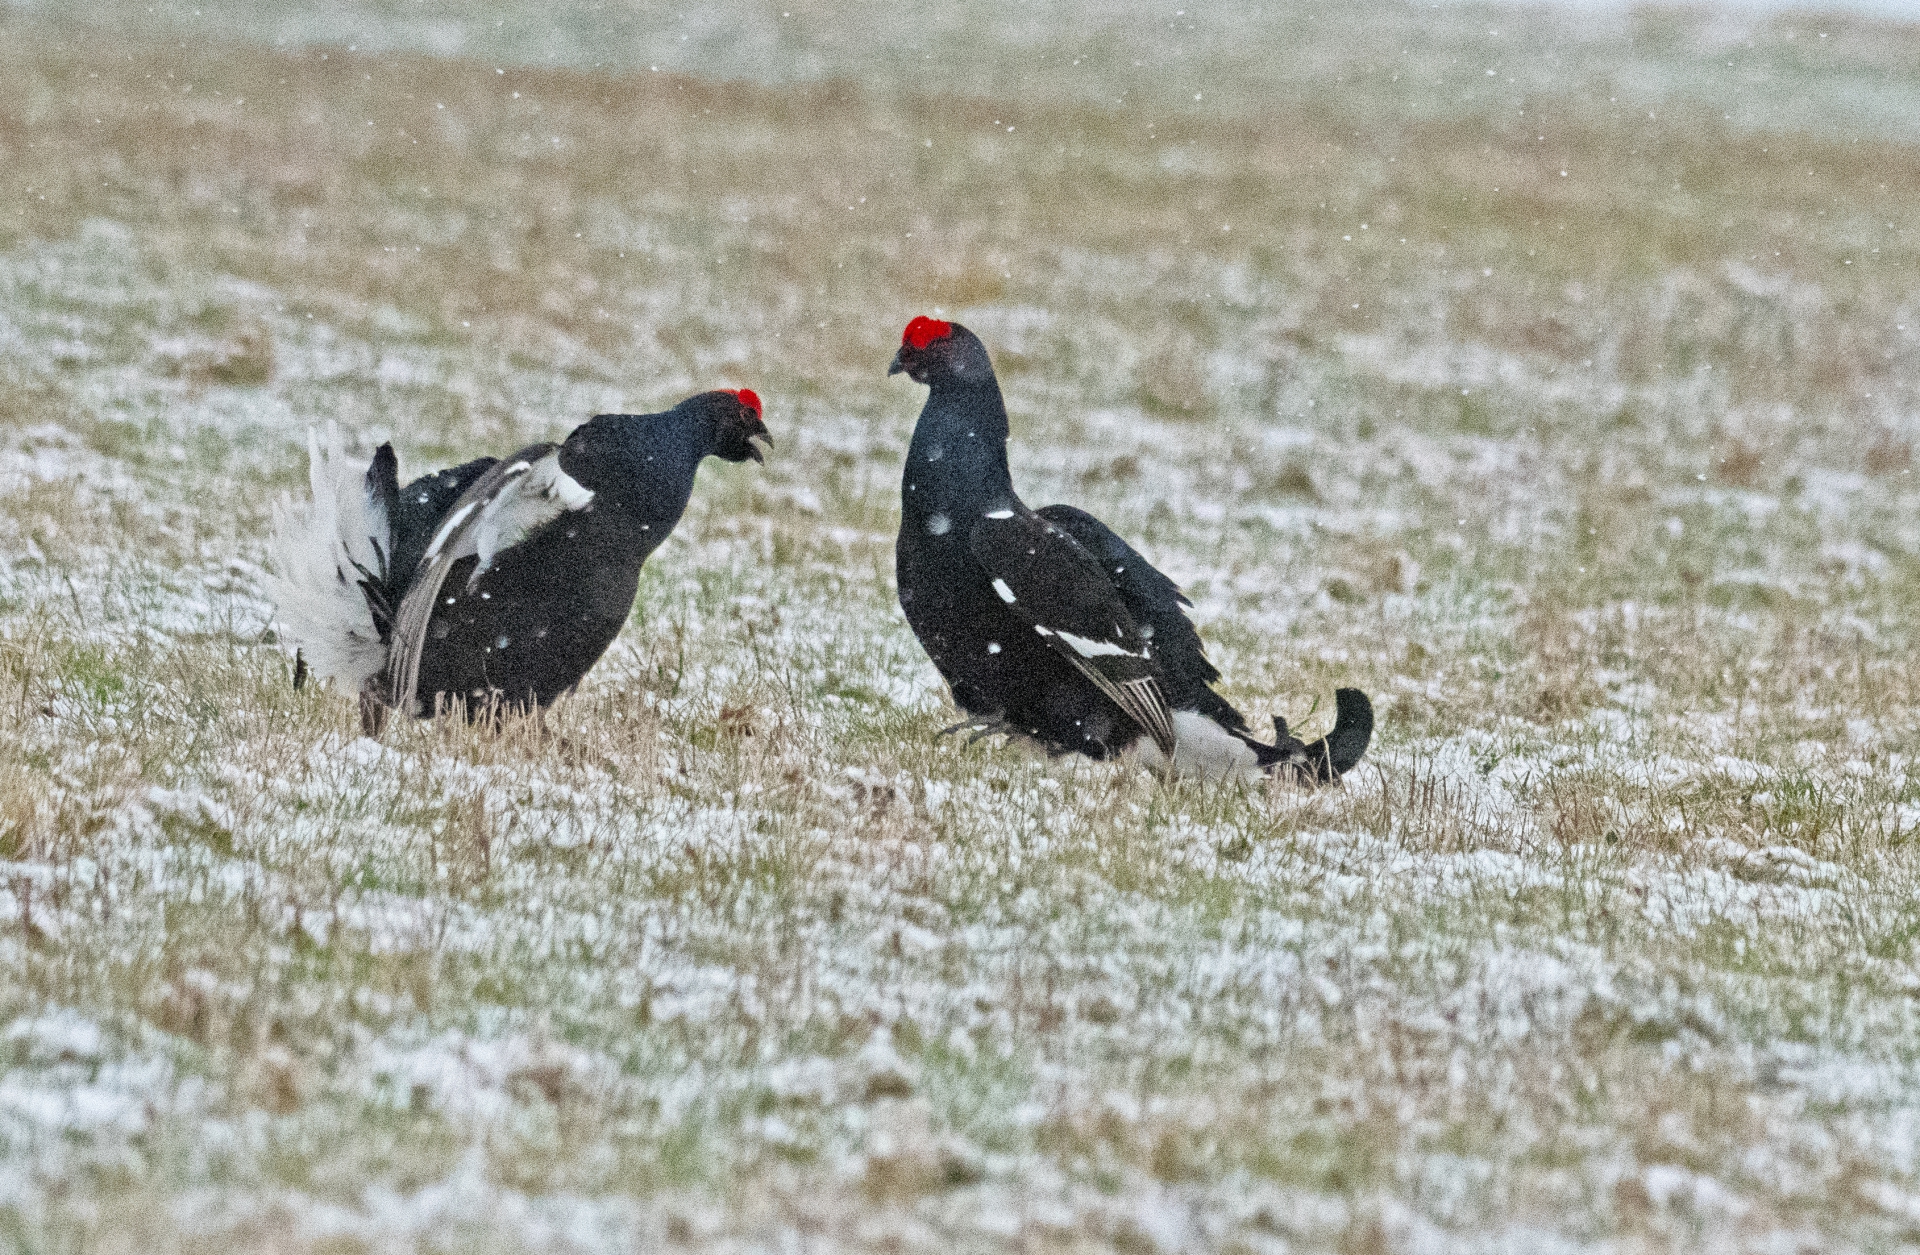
left=889, top=317, right=1371, bottom=781
left=269, top=389, right=769, bottom=732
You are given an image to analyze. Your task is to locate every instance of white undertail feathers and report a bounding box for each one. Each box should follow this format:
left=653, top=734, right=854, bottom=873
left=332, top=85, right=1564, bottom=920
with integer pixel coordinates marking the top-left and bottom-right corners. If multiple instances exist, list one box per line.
left=265, top=426, right=391, bottom=693
left=1124, top=710, right=1263, bottom=780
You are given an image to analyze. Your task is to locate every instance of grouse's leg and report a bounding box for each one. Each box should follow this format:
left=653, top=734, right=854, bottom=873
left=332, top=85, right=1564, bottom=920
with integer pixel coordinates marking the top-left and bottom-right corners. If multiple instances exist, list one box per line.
left=358, top=681, right=391, bottom=737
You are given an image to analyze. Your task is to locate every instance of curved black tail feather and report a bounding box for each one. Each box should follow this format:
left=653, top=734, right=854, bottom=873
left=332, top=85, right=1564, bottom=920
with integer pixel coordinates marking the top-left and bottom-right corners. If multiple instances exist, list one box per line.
left=1295, top=687, right=1373, bottom=782
left=1247, top=687, right=1373, bottom=784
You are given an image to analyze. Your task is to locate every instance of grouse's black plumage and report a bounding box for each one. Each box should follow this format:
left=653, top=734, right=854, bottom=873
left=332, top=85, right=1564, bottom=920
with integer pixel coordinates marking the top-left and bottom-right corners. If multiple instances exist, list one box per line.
left=271, top=390, right=769, bottom=732
left=889, top=317, right=1371, bottom=781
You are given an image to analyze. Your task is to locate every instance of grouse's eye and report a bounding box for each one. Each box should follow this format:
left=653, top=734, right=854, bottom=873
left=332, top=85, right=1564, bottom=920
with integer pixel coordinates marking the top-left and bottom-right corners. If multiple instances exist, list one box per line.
left=726, top=388, right=763, bottom=419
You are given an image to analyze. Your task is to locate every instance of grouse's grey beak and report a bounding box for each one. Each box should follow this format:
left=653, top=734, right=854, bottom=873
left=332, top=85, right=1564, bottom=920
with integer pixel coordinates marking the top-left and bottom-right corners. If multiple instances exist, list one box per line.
left=748, top=422, right=771, bottom=463
left=887, top=347, right=906, bottom=376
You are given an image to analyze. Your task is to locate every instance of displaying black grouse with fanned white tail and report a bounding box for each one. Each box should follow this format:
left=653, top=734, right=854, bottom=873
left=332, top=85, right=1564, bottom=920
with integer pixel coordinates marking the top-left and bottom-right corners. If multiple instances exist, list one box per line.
left=268, top=390, right=769, bottom=732
left=889, top=317, right=1371, bottom=782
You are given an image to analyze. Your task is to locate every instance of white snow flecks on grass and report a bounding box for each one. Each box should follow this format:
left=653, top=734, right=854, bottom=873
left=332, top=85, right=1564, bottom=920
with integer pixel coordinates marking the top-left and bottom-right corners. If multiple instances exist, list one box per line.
left=0, top=425, right=130, bottom=498
left=360, top=1030, right=615, bottom=1122
left=0, top=1057, right=165, bottom=1145
left=0, top=1013, right=172, bottom=1190
left=170, top=1152, right=654, bottom=1255
left=4, top=1008, right=109, bottom=1066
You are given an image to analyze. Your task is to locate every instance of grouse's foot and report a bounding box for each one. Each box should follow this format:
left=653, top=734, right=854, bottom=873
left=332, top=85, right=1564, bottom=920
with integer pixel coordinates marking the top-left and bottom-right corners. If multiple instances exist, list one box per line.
left=940, top=715, right=1010, bottom=745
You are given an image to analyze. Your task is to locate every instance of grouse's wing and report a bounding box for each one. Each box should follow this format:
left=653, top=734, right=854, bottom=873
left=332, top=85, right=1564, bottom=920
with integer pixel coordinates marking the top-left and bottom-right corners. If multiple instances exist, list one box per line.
left=1035, top=504, right=1221, bottom=686
left=1035, top=502, right=1257, bottom=736
left=383, top=443, right=594, bottom=715
left=387, top=455, right=501, bottom=600
left=968, top=507, right=1175, bottom=756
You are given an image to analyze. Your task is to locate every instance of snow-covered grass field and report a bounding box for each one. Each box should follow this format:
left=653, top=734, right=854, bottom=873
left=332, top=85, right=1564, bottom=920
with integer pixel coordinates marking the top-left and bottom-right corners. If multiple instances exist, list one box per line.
left=2, top=2, right=1920, bottom=1250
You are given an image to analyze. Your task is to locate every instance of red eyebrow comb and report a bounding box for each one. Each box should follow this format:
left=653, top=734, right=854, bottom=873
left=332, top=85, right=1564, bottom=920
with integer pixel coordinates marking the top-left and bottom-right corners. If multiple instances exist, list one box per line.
left=726, top=388, right=763, bottom=418
left=902, top=316, right=953, bottom=350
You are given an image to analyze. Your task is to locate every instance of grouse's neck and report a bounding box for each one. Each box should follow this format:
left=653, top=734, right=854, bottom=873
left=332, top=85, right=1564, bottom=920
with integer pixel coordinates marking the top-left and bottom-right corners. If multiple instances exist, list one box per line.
left=564, top=412, right=707, bottom=525
left=901, top=379, right=1017, bottom=526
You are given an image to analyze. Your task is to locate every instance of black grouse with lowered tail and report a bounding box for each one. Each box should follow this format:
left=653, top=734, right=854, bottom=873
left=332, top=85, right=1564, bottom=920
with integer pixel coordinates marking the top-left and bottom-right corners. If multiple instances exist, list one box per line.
left=889, top=317, right=1370, bottom=781
left=269, top=389, right=769, bottom=732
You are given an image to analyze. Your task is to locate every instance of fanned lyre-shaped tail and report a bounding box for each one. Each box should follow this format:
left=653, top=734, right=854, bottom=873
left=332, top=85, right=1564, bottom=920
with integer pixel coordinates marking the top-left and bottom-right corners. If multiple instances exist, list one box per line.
left=1292, top=688, right=1374, bottom=783
left=264, top=427, right=398, bottom=727
left=1244, top=687, right=1373, bottom=784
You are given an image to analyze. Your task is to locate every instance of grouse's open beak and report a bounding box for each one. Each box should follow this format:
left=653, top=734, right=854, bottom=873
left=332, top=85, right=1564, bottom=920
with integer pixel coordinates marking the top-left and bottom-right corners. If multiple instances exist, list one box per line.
left=887, top=347, right=906, bottom=376
left=747, top=422, right=772, bottom=463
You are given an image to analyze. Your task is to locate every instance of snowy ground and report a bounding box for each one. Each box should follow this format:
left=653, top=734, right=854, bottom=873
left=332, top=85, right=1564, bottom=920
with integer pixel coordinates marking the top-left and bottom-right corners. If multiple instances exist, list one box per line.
left=1, top=2, right=1920, bottom=1251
